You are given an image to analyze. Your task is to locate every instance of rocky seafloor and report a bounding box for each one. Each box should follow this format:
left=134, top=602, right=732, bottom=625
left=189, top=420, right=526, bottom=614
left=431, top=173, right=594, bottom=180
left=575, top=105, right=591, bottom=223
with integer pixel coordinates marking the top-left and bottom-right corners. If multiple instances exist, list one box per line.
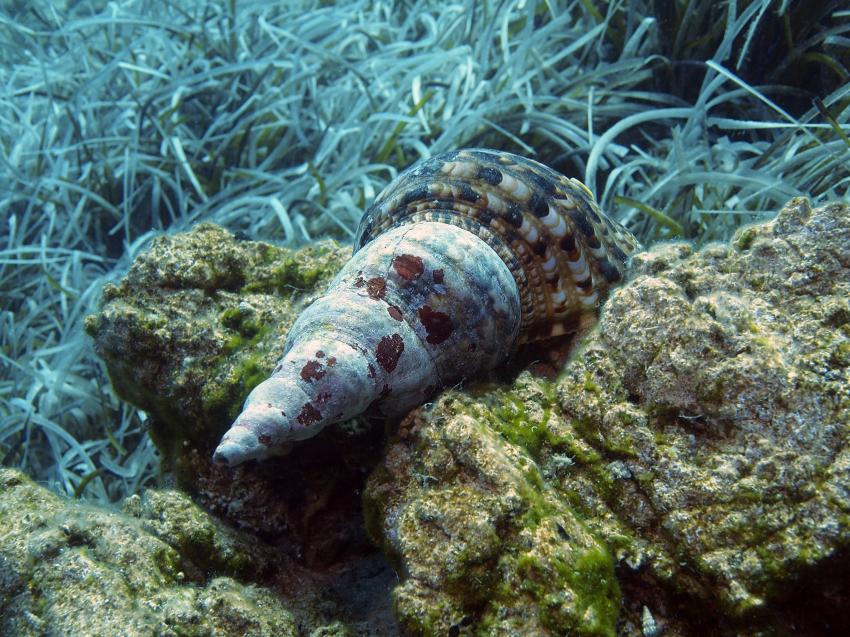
left=2, top=198, right=848, bottom=636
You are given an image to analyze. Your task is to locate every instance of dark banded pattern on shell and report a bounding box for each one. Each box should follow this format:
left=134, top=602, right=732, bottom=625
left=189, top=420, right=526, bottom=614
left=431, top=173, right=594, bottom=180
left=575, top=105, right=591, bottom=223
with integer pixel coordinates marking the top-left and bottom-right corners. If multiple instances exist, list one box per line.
left=213, top=149, right=640, bottom=467
left=356, top=148, right=641, bottom=341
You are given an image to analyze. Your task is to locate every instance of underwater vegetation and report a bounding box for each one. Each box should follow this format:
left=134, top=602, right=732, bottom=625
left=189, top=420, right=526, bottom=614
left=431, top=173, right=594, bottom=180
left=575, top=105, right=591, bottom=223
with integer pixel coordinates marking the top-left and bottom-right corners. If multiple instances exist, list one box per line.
left=1, top=0, right=848, bottom=504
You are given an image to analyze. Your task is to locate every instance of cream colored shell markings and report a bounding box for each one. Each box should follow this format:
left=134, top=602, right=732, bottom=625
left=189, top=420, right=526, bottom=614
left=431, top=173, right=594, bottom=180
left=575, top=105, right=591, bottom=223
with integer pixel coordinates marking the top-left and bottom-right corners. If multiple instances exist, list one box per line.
left=213, top=149, right=641, bottom=466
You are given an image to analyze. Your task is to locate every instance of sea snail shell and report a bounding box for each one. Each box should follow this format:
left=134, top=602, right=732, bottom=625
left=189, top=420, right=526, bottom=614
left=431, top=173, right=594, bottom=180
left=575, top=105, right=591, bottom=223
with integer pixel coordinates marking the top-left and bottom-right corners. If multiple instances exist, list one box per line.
left=213, top=148, right=641, bottom=466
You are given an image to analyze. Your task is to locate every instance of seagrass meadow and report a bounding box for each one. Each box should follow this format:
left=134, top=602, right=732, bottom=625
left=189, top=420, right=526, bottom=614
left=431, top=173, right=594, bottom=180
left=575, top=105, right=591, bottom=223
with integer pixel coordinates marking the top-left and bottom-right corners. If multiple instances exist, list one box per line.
left=1, top=0, right=847, bottom=502
left=1, top=1, right=849, bottom=634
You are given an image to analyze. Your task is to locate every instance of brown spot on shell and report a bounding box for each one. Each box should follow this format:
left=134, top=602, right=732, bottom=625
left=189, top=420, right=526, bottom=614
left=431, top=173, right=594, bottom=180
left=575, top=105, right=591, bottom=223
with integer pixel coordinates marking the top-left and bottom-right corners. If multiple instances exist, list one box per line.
left=529, top=192, right=548, bottom=217
left=388, top=305, right=403, bottom=321
left=418, top=305, right=453, bottom=345
left=368, top=363, right=377, bottom=379
left=533, top=240, right=547, bottom=256
left=367, top=276, right=386, bottom=299
left=327, top=356, right=337, bottom=366
left=376, top=333, right=404, bottom=372
left=458, top=183, right=480, bottom=202
left=401, top=184, right=429, bottom=206
left=598, top=259, right=622, bottom=283
left=432, top=268, right=444, bottom=284
left=559, top=233, right=576, bottom=252
left=354, top=276, right=365, bottom=288
left=300, top=360, right=325, bottom=383
left=297, top=402, right=322, bottom=427
left=316, top=350, right=325, bottom=358
left=477, top=165, right=502, bottom=185
left=392, top=254, right=424, bottom=281
left=569, top=209, right=595, bottom=237
left=610, top=243, right=629, bottom=264
left=502, top=201, right=522, bottom=228
left=315, top=391, right=332, bottom=404
left=258, top=434, right=272, bottom=446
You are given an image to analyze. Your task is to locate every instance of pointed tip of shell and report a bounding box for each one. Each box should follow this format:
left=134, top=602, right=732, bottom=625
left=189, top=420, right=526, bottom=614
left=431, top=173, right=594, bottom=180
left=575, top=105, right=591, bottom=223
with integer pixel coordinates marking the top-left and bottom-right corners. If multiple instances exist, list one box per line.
left=212, top=425, right=266, bottom=467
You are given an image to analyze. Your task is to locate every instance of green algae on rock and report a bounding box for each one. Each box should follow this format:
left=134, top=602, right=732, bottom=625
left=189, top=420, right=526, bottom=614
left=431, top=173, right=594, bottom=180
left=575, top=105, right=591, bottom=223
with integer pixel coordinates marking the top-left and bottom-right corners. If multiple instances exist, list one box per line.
left=0, top=468, right=297, bottom=637
left=365, top=199, right=850, bottom=635
left=551, top=199, right=850, bottom=632
left=363, top=392, right=621, bottom=637
left=85, top=223, right=349, bottom=480
left=85, top=223, right=400, bottom=635
left=83, top=221, right=393, bottom=549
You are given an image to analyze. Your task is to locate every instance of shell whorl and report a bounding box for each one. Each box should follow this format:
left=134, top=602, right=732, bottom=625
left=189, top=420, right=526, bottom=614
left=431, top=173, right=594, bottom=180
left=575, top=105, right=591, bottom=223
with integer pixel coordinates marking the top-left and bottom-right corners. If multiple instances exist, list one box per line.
left=213, top=149, right=640, bottom=466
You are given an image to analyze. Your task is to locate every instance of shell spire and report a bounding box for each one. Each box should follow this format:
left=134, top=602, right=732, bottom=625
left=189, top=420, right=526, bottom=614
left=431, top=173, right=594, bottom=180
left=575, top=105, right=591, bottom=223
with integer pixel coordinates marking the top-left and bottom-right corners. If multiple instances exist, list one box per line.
left=213, top=221, right=522, bottom=466
left=213, top=148, right=640, bottom=466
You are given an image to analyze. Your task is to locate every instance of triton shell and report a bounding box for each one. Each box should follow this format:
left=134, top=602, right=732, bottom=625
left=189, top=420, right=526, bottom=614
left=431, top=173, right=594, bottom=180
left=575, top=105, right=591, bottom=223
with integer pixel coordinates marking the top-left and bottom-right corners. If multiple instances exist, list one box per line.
left=213, top=149, right=640, bottom=466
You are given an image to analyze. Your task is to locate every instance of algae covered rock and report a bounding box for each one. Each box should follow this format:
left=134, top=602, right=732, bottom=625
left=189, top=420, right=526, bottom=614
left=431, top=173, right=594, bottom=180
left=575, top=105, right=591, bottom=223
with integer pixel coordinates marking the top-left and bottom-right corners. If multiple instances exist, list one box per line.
left=86, top=199, right=849, bottom=636
left=364, top=392, right=620, bottom=636
left=550, top=199, right=850, bottom=632
left=85, top=223, right=349, bottom=478
left=85, top=224, right=378, bottom=548
left=364, top=199, right=850, bottom=635
left=0, top=468, right=297, bottom=637
left=85, top=223, right=399, bottom=634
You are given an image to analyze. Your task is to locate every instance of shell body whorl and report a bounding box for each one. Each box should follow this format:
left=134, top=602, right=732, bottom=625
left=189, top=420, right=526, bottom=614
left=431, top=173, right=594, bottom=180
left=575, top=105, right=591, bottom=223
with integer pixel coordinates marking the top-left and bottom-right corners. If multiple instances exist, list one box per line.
left=213, top=149, right=640, bottom=466
left=357, top=148, right=641, bottom=341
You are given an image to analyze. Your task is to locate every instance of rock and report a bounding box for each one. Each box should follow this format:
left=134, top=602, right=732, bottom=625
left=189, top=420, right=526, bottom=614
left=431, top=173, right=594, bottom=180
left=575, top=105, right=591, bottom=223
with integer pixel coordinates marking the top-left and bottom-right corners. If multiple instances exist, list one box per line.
left=550, top=198, right=850, bottom=632
left=0, top=468, right=297, bottom=637
left=84, top=223, right=399, bottom=635
left=363, top=393, right=620, bottom=636
left=85, top=199, right=850, bottom=635
left=84, top=223, right=350, bottom=482
left=84, top=224, right=374, bottom=544
left=364, top=198, right=850, bottom=635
